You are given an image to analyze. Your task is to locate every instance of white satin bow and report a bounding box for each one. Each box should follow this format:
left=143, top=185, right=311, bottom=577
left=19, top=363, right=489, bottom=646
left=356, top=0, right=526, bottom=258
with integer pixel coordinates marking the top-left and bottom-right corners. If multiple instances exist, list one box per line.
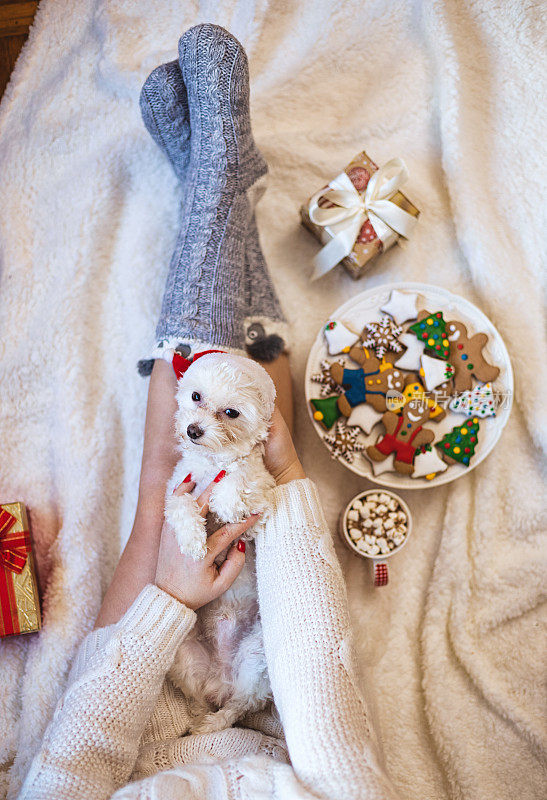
left=308, top=158, right=418, bottom=280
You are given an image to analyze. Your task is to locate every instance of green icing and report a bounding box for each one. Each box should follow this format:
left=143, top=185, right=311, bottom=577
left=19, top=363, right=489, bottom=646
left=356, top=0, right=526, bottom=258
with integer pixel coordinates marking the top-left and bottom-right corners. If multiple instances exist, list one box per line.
left=310, top=396, right=341, bottom=429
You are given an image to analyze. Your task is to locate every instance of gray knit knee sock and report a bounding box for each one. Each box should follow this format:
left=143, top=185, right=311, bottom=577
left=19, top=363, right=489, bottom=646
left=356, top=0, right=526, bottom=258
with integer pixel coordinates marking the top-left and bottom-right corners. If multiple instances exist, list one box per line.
left=139, top=27, right=287, bottom=368
left=139, top=60, right=190, bottom=181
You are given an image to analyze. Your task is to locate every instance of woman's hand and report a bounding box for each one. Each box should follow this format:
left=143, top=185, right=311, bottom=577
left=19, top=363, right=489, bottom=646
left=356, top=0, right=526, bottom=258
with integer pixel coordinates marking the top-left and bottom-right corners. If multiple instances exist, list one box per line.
left=155, top=480, right=258, bottom=610
left=264, top=407, right=306, bottom=485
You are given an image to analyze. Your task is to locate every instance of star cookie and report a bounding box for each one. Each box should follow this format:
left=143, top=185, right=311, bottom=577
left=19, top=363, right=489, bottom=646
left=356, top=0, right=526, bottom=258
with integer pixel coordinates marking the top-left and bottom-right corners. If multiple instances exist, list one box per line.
left=346, top=403, right=383, bottom=434
left=365, top=453, right=397, bottom=476
left=381, top=290, right=419, bottom=325
left=395, top=332, right=426, bottom=371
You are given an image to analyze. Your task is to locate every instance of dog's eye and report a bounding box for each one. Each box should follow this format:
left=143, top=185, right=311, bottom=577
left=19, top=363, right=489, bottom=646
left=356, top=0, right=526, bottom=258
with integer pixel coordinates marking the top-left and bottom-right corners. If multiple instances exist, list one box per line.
left=192, top=392, right=201, bottom=402
left=224, top=408, right=240, bottom=419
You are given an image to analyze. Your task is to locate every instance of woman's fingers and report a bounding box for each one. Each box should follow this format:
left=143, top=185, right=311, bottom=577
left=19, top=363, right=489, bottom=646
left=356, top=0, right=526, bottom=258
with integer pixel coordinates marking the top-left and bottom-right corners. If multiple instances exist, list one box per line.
left=195, top=470, right=227, bottom=517
left=214, top=539, right=247, bottom=592
left=173, top=477, right=196, bottom=496
left=207, top=514, right=259, bottom=561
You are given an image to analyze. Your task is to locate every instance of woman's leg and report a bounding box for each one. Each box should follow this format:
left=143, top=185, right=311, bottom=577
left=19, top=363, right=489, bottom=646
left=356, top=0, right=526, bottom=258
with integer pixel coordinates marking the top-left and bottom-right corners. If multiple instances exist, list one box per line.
left=96, top=26, right=292, bottom=626
left=138, top=32, right=289, bottom=371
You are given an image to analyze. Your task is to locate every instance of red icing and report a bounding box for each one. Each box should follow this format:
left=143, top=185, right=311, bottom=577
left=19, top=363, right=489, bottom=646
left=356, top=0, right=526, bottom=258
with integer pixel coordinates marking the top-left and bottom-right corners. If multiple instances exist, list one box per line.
left=444, top=443, right=450, bottom=449
left=457, top=343, right=463, bottom=350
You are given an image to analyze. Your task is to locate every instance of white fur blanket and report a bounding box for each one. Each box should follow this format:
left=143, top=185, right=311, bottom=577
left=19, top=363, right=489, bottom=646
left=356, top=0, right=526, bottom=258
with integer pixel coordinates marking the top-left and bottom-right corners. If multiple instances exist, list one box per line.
left=0, top=1, right=545, bottom=798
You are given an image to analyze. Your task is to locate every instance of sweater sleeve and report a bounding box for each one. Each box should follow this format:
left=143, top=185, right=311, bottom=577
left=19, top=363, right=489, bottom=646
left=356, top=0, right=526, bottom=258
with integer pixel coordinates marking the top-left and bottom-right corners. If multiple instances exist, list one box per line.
left=18, top=584, right=196, bottom=800
left=255, top=479, right=402, bottom=800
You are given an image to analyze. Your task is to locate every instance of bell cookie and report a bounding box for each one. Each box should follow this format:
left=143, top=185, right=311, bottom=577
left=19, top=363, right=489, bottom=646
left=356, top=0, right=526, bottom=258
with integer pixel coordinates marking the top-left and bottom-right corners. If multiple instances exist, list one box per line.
left=323, top=320, right=359, bottom=355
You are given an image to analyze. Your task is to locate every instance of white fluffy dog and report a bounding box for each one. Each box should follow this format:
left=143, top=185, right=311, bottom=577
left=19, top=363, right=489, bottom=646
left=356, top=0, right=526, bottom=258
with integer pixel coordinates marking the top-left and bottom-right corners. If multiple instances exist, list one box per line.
left=164, top=352, right=276, bottom=734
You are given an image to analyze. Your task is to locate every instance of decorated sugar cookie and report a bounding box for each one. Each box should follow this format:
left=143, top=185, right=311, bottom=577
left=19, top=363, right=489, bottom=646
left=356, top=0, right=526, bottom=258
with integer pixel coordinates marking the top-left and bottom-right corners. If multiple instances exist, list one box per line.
left=347, top=403, right=383, bottom=434
left=323, top=320, right=359, bottom=355
left=395, top=332, right=426, bottom=371
left=412, top=445, right=448, bottom=480
left=311, top=359, right=344, bottom=397
left=324, top=419, right=366, bottom=464
left=420, top=354, right=455, bottom=391
left=381, top=290, right=419, bottom=325
left=310, top=395, right=341, bottom=429
left=366, top=399, right=435, bottom=476
left=361, top=316, right=403, bottom=359
left=330, top=351, right=410, bottom=415
left=409, top=310, right=450, bottom=360
left=449, top=382, right=496, bottom=418
left=446, top=321, right=500, bottom=393
left=400, top=380, right=446, bottom=421
left=436, top=417, right=480, bottom=466
left=366, top=453, right=397, bottom=476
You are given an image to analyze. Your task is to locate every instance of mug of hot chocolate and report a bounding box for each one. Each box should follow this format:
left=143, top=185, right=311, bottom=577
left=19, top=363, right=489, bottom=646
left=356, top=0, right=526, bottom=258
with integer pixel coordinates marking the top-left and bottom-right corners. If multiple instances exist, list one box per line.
left=339, top=489, right=412, bottom=586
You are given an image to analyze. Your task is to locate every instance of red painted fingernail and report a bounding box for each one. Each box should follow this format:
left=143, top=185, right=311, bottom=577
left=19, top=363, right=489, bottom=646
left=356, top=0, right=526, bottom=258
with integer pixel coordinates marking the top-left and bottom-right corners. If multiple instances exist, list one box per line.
left=237, top=540, right=246, bottom=553
left=173, top=474, right=192, bottom=493
left=214, top=470, right=226, bottom=483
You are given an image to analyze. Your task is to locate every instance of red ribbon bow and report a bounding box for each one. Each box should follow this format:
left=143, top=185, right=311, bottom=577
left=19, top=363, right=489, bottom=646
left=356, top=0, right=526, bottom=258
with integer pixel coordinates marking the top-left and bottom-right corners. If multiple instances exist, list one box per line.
left=172, top=349, right=225, bottom=380
left=0, top=508, right=30, bottom=574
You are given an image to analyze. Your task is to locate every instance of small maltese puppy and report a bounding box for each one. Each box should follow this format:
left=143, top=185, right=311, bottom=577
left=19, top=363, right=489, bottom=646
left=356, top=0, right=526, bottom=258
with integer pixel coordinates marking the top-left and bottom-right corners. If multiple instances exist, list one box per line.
left=165, top=352, right=276, bottom=734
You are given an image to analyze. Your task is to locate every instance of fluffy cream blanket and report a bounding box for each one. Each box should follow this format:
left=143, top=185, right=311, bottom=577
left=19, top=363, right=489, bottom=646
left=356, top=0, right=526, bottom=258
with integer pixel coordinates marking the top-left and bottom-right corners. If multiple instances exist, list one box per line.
left=0, top=1, right=545, bottom=798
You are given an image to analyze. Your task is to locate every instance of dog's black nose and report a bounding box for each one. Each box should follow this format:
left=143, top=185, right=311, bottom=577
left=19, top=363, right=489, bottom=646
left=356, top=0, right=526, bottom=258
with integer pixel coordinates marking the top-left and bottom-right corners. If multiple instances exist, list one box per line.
left=187, top=423, right=204, bottom=440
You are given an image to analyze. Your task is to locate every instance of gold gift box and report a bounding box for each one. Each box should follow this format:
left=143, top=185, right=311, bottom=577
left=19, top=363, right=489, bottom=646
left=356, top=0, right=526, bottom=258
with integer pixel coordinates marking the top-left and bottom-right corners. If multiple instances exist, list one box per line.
left=301, top=150, right=420, bottom=279
left=0, top=502, right=41, bottom=637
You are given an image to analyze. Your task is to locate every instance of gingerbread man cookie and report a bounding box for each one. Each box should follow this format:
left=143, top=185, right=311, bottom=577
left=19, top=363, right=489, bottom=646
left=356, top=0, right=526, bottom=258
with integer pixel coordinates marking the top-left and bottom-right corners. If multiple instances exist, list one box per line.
left=366, top=399, right=435, bottom=476
left=329, top=347, right=413, bottom=415
left=446, top=321, right=500, bottom=393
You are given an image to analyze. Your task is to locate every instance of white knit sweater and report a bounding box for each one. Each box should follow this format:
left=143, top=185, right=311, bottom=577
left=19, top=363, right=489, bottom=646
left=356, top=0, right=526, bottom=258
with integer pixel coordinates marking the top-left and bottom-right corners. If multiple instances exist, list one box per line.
left=18, top=480, right=401, bottom=800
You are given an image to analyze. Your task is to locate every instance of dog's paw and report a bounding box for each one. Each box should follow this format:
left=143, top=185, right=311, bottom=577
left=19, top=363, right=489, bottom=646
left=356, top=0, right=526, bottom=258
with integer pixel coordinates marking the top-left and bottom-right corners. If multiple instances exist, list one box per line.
left=165, top=493, right=207, bottom=560
left=190, top=708, right=239, bottom=735
left=209, top=481, right=249, bottom=523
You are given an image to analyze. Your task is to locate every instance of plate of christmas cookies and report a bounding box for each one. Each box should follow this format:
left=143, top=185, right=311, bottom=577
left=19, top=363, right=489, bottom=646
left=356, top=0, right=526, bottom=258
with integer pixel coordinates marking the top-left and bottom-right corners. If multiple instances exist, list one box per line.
left=305, top=282, right=513, bottom=489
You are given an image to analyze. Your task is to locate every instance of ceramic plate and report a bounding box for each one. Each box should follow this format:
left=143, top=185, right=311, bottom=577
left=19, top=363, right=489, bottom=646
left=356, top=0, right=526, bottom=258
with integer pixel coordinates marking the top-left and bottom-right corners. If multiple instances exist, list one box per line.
left=304, top=282, right=513, bottom=489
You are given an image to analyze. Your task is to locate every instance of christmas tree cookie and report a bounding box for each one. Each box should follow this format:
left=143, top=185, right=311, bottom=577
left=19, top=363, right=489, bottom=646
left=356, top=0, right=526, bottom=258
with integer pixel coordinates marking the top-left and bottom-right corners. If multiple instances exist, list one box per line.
left=310, top=395, right=341, bottom=429
left=436, top=417, right=480, bottom=466
left=449, top=382, right=497, bottom=418
left=409, top=310, right=450, bottom=360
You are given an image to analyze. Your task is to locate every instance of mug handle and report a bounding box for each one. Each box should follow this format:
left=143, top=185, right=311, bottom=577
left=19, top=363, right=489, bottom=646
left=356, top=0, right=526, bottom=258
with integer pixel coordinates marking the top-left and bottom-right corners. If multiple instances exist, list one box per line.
left=373, top=560, right=389, bottom=587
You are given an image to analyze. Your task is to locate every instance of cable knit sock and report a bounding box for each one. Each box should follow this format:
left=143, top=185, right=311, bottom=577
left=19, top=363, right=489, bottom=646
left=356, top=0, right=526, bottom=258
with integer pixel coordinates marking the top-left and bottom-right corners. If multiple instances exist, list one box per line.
left=139, top=60, right=190, bottom=181
left=138, top=30, right=287, bottom=369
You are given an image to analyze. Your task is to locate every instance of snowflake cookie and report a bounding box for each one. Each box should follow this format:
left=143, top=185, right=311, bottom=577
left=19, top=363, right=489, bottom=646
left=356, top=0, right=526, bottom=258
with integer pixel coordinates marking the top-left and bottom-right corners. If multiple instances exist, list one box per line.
left=361, top=316, right=403, bottom=359
left=323, top=419, right=366, bottom=464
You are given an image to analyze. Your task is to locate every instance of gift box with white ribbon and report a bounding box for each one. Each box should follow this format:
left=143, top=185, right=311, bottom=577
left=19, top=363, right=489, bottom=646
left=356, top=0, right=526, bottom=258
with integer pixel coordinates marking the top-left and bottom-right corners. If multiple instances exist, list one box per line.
left=301, top=151, right=420, bottom=280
